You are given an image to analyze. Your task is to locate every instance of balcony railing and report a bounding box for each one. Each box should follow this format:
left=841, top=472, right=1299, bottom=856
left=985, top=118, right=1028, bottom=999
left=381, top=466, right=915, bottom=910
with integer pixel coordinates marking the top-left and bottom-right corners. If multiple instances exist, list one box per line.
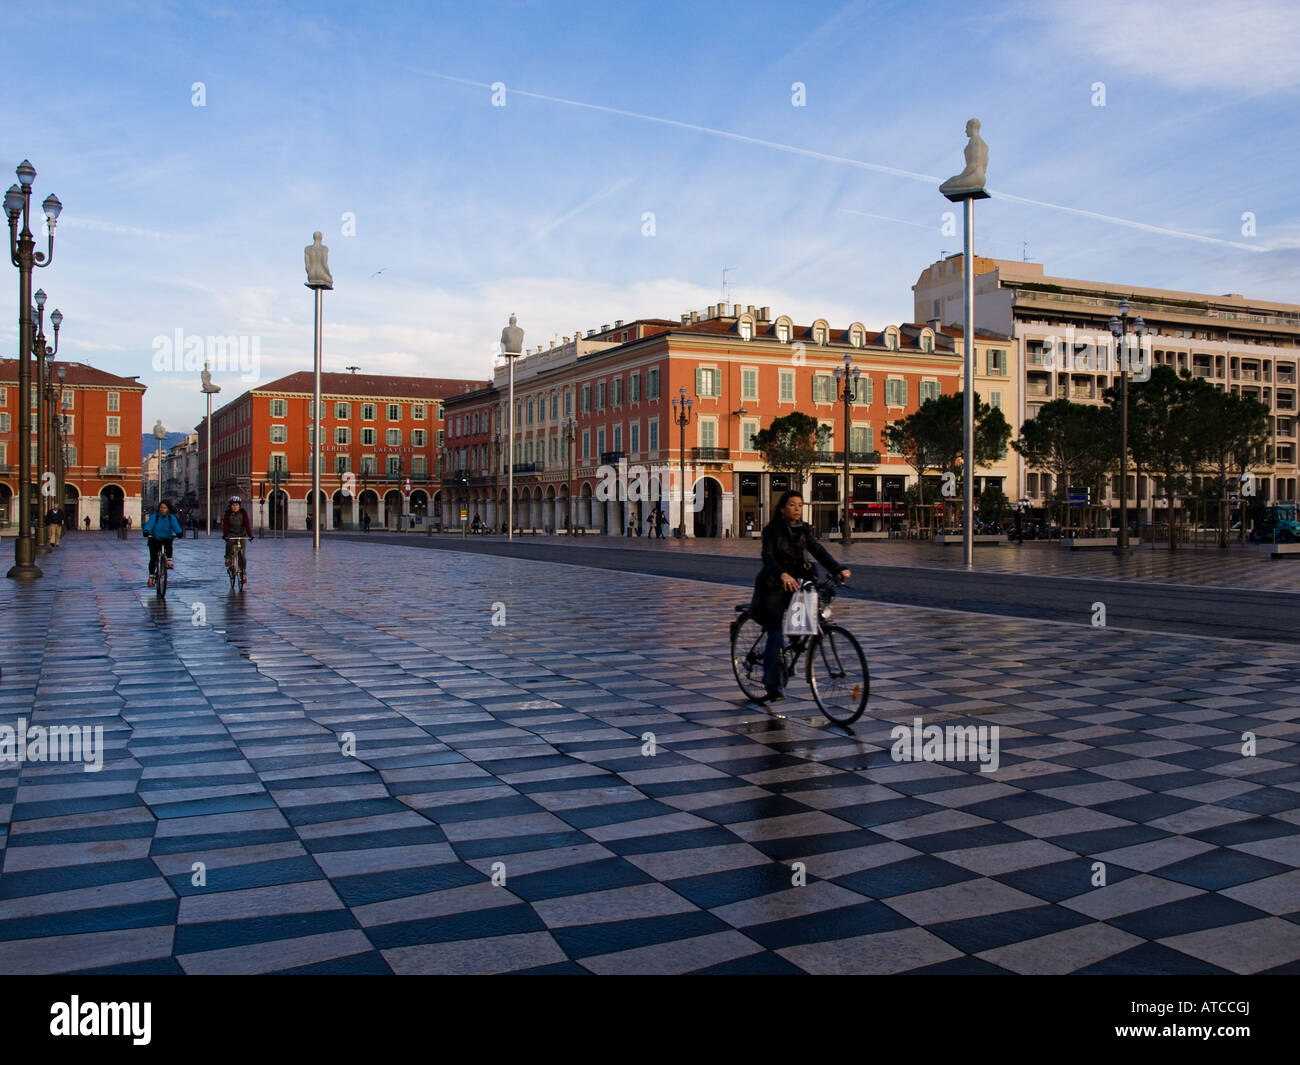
left=1278, top=372, right=1297, bottom=385
left=511, top=463, right=540, bottom=475
left=599, top=451, right=626, bottom=465
left=98, top=466, right=122, bottom=477
left=814, top=450, right=881, bottom=465
left=691, top=447, right=730, bottom=462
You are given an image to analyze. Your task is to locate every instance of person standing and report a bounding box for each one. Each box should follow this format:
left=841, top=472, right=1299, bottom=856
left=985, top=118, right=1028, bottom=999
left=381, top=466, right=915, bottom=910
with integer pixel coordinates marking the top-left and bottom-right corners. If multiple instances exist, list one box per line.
left=44, top=504, right=63, bottom=546
left=362, top=512, right=371, bottom=534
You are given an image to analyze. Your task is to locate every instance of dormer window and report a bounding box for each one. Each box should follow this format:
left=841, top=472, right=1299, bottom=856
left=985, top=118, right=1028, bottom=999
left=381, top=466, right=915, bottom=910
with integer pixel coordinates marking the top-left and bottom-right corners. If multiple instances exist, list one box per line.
left=738, top=313, right=755, bottom=341
left=848, top=323, right=865, bottom=348
left=812, top=319, right=829, bottom=346
left=921, top=329, right=934, bottom=353
left=775, top=316, right=793, bottom=344
left=885, top=327, right=899, bottom=351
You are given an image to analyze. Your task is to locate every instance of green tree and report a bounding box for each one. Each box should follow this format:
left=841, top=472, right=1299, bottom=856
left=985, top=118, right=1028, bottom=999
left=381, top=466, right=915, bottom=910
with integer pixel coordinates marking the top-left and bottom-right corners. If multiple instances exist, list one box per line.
left=886, top=392, right=1010, bottom=507
left=1126, top=365, right=1200, bottom=550
left=1186, top=383, right=1269, bottom=547
left=1013, top=400, right=1115, bottom=525
left=754, top=412, right=828, bottom=499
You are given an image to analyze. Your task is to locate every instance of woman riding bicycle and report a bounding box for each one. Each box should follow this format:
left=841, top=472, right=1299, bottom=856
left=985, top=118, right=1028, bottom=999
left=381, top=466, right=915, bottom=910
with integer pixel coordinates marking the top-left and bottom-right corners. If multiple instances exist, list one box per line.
left=751, top=490, right=851, bottom=702
left=143, top=500, right=183, bottom=588
left=221, top=496, right=255, bottom=580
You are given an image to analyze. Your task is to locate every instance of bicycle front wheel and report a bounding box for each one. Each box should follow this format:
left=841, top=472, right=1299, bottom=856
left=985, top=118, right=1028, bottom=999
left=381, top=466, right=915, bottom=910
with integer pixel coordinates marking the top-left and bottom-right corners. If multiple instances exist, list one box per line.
left=156, top=560, right=167, bottom=599
left=730, top=612, right=770, bottom=703
left=806, top=624, right=869, bottom=725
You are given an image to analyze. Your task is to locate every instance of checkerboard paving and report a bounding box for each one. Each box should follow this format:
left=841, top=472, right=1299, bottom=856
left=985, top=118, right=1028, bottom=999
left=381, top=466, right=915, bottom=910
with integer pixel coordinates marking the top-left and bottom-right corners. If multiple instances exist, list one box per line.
left=0, top=534, right=1296, bottom=974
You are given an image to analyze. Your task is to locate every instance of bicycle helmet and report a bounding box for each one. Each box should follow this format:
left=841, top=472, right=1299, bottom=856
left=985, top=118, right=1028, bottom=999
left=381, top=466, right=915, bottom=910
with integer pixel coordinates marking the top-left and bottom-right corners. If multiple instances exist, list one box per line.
left=229, top=496, right=242, bottom=503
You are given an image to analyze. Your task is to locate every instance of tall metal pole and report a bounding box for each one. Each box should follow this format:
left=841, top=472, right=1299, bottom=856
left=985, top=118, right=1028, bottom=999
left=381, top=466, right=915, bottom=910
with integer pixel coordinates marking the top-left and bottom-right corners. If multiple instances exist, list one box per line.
left=312, top=286, right=322, bottom=552
left=1119, top=338, right=1129, bottom=551
left=962, top=196, right=975, bottom=568
left=507, top=357, right=515, bottom=540
left=34, top=312, right=49, bottom=553
left=206, top=394, right=213, bottom=536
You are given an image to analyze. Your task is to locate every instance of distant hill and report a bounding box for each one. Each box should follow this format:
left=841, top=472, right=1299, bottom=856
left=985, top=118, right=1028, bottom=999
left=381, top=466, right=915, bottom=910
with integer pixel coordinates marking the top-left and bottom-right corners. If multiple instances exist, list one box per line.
left=140, top=431, right=192, bottom=458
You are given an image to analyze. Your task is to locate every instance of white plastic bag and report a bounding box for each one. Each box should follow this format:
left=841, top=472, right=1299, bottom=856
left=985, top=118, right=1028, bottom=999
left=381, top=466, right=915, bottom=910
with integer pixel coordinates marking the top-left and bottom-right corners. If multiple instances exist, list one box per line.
left=782, top=586, right=819, bottom=636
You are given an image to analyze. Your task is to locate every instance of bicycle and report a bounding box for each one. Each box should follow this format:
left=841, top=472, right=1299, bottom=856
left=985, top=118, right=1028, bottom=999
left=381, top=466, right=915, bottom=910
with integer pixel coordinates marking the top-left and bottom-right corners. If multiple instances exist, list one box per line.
left=730, top=574, right=870, bottom=725
left=145, top=535, right=174, bottom=600
left=225, top=536, right=247, bottom=590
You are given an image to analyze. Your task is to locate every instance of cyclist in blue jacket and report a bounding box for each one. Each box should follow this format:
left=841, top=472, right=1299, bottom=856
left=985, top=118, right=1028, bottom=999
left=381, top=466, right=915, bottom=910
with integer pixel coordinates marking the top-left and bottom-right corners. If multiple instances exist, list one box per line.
left=143, top=500, right=183, bottom=588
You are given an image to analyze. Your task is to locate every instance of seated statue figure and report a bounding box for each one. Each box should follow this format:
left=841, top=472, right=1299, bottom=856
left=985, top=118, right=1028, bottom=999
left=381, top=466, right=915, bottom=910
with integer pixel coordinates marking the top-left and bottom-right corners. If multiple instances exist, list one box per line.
left=305, top=231, right=334, bottom=288
left=940, top=118, right=988, bottom=197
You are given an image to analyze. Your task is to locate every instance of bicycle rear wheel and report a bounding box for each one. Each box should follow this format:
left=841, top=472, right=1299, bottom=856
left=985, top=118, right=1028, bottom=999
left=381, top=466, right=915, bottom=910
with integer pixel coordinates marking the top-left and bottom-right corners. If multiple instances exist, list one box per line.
left=156, top=557, right=167, bottom=599
left=730, top=612, right=770, bottom=703
left=806, top=624, right=868, bottom=725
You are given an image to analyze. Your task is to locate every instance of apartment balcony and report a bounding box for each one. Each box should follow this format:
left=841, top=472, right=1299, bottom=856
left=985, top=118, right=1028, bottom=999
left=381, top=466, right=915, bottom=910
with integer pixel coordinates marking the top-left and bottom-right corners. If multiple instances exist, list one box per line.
left=599, top=450, right=626, bottom=465
left=512, top=463, right=540, bottom=475
left=1192, top=366, right=1212, bottom=378
left=814, top=450, right=882, bottom=466
left=1279, top=371, right=1297, bottom=385
left=691, top=447, right=730, bottom=462
left=97, top=466, right=123, bottom=477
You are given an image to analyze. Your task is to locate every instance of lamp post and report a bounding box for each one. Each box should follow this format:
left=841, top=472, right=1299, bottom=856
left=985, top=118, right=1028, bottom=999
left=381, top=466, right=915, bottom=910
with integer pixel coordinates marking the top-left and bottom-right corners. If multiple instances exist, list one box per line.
left=56, top=362, right=67, bottom=531
left=201, top=361, right=221, bottom=536
left=31, top=290, right=60, bottom=553
left=6, top=160, right=62, bottom=579
left=833, top=353, right=861, bottom=546
left=1108, top=299, right=1145, bottom=552
left=152, top=420, right=168, bottom=513
left=500, top=315, right=524, bottom=540
left=671, top=386, right=693, bottom=538
left=563, top=416, right=578, bottom=534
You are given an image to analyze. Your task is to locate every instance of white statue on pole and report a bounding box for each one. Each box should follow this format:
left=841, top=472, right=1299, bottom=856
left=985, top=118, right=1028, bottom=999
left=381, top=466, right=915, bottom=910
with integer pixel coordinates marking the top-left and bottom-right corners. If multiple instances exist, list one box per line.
left=305, top=231, right=334, bottom=289
left=940, top=118, right=989, bottom=198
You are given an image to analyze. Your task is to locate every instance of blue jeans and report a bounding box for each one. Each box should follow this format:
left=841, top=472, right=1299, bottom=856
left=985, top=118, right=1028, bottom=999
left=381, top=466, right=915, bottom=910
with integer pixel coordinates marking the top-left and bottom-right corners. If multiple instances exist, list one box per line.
left=762, top=626, right=785, bottom=692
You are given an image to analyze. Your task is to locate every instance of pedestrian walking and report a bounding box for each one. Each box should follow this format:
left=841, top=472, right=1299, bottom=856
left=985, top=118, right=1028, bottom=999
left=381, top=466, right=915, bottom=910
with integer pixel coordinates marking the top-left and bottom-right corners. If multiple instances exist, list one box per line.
left=44, top=504, right=64, bottom=546
left=362, top=512, right=371, bottom=533
left=83, top=516, right=91, bottom=531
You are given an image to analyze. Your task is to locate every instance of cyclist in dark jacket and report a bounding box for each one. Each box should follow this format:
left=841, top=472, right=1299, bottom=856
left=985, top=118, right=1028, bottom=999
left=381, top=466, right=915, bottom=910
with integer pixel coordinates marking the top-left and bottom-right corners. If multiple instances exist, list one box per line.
left=751, top=490, right=850, bottom=702
left=143, top=501, right=183, bottom=587
left=221, top=496, right=255, bottom=578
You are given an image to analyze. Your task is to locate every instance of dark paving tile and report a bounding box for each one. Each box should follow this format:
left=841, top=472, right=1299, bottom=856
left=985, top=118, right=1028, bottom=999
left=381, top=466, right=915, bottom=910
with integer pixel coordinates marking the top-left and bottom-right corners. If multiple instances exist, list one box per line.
left=742, top=901, right=913, bottom=950
left=690, top=950, right=804, bottom=974
left=551, top=910, right=731, bottom=959
left=926, top=905, right=1092, bottom=955
left=905, top=823, right=1037, bottom=854
left=830, top=797, right=944, bottom=829
left=174, top=909, right=359, bottom=954
left=835, top=855, right=979, bottom=899
left=1155, top=848, right=1292, bottom=891
left=505, top=858, right=654, bottom=902
left=1046, top=825, right=1168, bottom=854
left=1092, top=793, right=1200, bottom=823
left=750, top=828, right=888, bottom=860
left=996, top=859, right=1137, bottom=904
left=604, top=826, right=744, bottom=857
left=69, top=956, right=187, bottom=976
left=667, top=863, right=795, bottom=910
left=167, top=856, right=326, bottom=897
left=1074, top=941, right=1232, bottom=975
left=1216, top=788, right=1300, bottom=816
left=1189, top=817, right=1297, bottom=847
left=0, top=899, right=178, bottom=941
left=272, top=950, right=395, bottom=975
left=689, top=794, right=813, bottom=825
left=281, top=798, right=412, bottom=827
left=365, top=902, right=546, bottom=949
left=961, top=792, right=1073, bottom=822
left=453, top=830, right=591, bottom=861
left=906, top=955, right=1013, bottom=974
left=149, top=829, right=299, bottom=855
left=302, top=825, right=447, bottom=853
left=554, top=800, right=678, bottom=830
left=330, top=862, right=483, bottom=907
left=0, top=859, right=161, bottom=899
left=1109, top=893, right=1272, bottom=939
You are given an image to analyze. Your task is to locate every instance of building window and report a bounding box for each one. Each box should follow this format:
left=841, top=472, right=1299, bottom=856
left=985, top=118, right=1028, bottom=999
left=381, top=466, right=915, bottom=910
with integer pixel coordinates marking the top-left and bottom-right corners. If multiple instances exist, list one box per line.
left=270, top=454, right=287, bottom=472
left=648, top=368, right=660, bottom=398
left=987, top=349, right=1007, bottom=376
left=0, top=387, right=6, bottom=405
left=0, top=414, right=8, bottom=432
left=106, top=445, right=120, bottom=469
left=387, top=455, right=402, bottom=476
left=742, top=368, right=758, bottom=401
left=436, top=429, right=444, bottom=447
left=270, top=398, right=287, bottom=417
left=780, top=370, right=795, bottom=402
left=854, top=375, right=873, bottom=405
left=107, top=392, right=120, bottom=412
left=62, top=389, right=73, bottom=409
left=885, top=378, right=908, bottom=406
left=989, top=390, right=1002, bottom=409
left=630, top=374, right=641, bottom=402
left=776, top=321, right=791, bottom=343
left=361, top=455, right=375, bottom=474
left=850, top=326, right=865, bottom=348
left=362, top=427, right=376, bottom=446
left=696, top=367, right=721, bottom=398
left=107, top=416, right=120, bottom=436
left=812, top=375, right=836, bottom=403
left=851, top=426, right=872, bottom=453
left=335, top=427, right=350, bottom=445
left=921, top=334, right=933, bottom=353
left=630, top=422, right=640, bottom=453
left=361, top=403, right=376, bottom=420
left=582, top=430, right=590, bottom=459
left=613, top=425, right=622, bottom=451
left=270, top=424, right=287, bottom=443
left=412, top=429, right=426, bottom=446
left=919, top=380, right=941, bottom=403
left=597, top=382, right=606, bottom=409
left=527, top=399, right=534, bottom=425
left=386, top=428, right=401, bottom=446
left=551, top=394, right=558, bottom=420
left=648, top=420, right=658, bottom=452
left=699, top=419, right=717, bottom=448
left=565, top=390, right=572, bottom=416
left=335, top=402, right=350, bottom=420
left=741, top=418, right=758, bottom=450
left=813, top=324, right=828, bottom=345
left=412, top=455, right=427, bottom=477
left=739, top=319, right=754, bottom=341
left=60, top=414, right=73, bottom=433
left=612, top=378, right=623, bottom=406
left=412, top=404, right=425, bottom=420
left=387, top=404, right=401, bottom=421
left=597, top=428, right=606, bottom=455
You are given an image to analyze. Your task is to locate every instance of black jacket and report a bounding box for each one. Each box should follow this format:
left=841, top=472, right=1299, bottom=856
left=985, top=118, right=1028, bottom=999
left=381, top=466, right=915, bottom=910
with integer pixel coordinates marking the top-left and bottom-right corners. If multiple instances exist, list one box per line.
left=750, top=516, right=841, bottom=629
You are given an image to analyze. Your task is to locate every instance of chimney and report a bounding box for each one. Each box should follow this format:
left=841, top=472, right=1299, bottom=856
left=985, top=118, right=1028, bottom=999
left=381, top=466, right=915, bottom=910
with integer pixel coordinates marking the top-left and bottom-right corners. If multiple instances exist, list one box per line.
left=746, top=305, right=755, bottom=315
left=562, top=335, right=569, bottom=343
left=615, top=319, right=623, bottom=328
left=549, top=340, right=556, bottom=350
left=602, top=324, right=610, bottom=332
left=732, top=304, right=741, bottom=317
left=681, top=313, right=690, bottom=324
left=759, top=306, right=771, bottom=321
left=689, top=311, right=699, bottom=323
left=928, top=318, right=941, bottom=331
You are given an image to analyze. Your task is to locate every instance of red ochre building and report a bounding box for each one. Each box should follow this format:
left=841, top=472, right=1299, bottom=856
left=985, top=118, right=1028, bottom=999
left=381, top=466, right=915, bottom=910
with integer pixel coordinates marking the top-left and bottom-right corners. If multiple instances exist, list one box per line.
left=0, top=359, right=146, bottom=531
left=197, top=370, right=487, bottom=531
left=440, top=305, right=989, bottom=537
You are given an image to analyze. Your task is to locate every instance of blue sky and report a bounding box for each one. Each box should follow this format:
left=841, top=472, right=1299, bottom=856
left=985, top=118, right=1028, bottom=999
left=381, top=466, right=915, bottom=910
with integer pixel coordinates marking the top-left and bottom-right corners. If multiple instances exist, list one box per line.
left=2, top=0, right=1298, bottom=431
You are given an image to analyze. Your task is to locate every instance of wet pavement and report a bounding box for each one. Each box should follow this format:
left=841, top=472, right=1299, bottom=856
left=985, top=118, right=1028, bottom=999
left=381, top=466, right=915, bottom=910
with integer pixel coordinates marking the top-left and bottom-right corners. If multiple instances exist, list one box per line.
left=0, top=533, right=1297, bottom=974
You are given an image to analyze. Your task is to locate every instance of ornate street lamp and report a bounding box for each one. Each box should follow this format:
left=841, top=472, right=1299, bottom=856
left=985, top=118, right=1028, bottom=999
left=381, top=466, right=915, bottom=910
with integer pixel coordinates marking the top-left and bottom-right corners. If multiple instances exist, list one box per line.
left=563, top=416, right=578, bottom=534
left=1109, top=299, right=1145, bottom=551
left=201, top=361, right=221, bottom=536
left=152, top=420, right=168, bottom=512
left=56, top=362, right=67, bottom=530
left=833, top=353, right=861, bottom=546
left=31, top=290, right=60, bottom=553
left=671, top=386, right=693, bottom=538
left=6, top=159, right=62, bottom=579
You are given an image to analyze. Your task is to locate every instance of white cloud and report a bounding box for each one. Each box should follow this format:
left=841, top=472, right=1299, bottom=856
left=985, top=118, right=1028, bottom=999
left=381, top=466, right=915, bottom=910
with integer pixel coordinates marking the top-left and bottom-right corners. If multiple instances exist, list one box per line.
left=1039, top=0, right=1300, bottom=94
